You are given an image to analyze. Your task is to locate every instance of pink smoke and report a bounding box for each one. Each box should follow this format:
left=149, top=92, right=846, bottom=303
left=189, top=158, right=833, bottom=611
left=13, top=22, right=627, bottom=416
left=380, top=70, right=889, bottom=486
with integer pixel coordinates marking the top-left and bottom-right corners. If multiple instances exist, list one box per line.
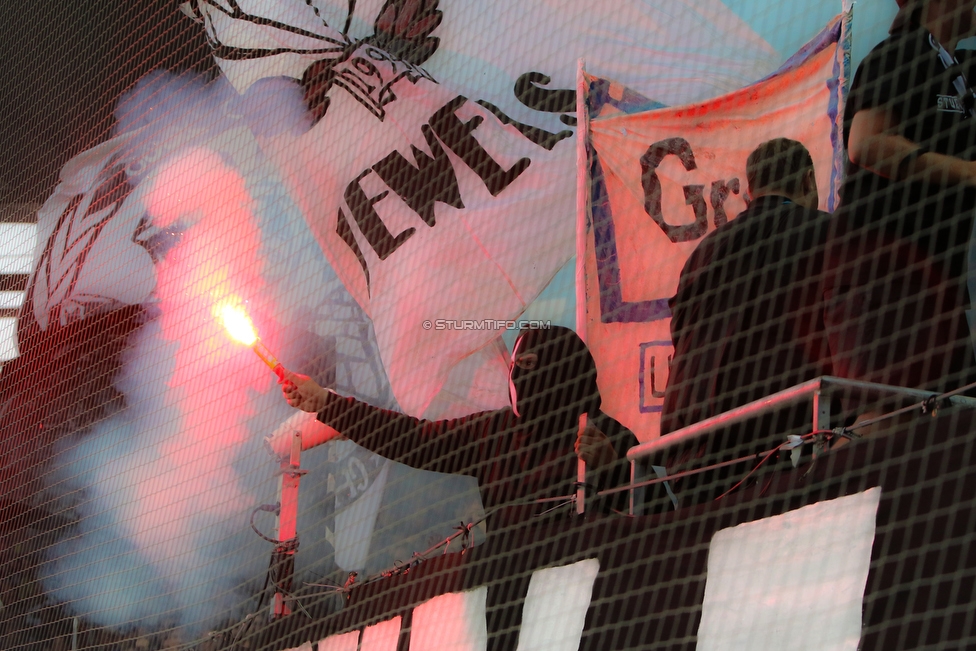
left=128, top=148, right=275, bottom=577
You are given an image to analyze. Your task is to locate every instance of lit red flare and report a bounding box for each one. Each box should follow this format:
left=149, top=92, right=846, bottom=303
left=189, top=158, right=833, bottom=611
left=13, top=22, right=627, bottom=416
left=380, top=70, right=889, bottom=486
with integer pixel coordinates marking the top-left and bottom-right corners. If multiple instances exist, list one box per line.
left=217, top=303, right=258, bottom=346
left=215, top=301, right=284, bottom=378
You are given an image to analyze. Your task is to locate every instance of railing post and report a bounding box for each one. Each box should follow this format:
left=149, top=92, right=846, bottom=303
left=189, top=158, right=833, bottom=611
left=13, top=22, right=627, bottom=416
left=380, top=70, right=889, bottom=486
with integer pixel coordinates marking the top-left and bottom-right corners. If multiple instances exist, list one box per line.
left=812, top=388, right=830, bottom=433
left=577, top=414, right=587, bottom=514
left=273, top=430, right=303, bottom=619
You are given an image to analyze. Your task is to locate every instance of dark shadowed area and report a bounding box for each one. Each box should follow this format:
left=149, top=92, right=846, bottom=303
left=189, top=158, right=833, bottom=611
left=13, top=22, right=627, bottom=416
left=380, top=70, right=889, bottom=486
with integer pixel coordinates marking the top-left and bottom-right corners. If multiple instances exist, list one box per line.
left=0, top=1, right=213, bottom=205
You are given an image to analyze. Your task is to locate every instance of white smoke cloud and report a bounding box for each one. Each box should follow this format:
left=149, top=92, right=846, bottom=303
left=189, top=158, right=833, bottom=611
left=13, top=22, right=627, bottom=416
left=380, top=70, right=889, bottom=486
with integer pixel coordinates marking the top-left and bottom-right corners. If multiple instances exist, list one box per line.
left=40, top=71, right=482, bottom=637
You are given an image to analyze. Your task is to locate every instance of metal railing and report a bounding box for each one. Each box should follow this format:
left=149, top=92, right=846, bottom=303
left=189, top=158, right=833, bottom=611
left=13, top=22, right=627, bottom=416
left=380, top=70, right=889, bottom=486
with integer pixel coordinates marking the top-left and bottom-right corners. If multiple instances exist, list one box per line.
left=614, top=375, right=976, bottom=514
left=267, top=377, right=976, bottom=532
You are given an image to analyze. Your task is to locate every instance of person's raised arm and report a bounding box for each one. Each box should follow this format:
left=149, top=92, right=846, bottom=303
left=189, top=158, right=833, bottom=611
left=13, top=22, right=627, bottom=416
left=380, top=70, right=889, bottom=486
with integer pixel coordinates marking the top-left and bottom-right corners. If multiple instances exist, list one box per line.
left=279, top=369, right=493, bottom=477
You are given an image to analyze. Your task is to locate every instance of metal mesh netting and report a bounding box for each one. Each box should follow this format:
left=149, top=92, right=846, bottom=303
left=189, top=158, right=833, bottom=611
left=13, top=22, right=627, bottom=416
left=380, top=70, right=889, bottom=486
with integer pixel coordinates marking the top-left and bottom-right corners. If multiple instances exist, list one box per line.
left=1, top=1, right=975, bottom=651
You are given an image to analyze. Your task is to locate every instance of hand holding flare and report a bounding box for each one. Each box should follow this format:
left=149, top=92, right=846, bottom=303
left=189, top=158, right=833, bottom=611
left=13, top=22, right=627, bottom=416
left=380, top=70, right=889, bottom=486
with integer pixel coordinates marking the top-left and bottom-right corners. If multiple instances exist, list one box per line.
left=216, top=303, right=286, bottom=381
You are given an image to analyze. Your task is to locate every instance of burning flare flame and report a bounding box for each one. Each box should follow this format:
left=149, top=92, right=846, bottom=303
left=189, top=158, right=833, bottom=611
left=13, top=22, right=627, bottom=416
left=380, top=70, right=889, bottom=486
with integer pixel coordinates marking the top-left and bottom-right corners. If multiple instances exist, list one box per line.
left=216, top=302, right=258, bottom=346
left=215, top=300, right=282, bottom=375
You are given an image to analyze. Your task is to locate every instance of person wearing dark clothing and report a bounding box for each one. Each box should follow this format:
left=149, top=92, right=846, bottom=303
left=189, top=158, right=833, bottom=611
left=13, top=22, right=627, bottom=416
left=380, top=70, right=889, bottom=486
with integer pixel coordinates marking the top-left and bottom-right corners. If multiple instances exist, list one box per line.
left=283, top=326, right=636, bottom=651
left=661, top=139, right=833, bottom=439
left=281, top=326, right=637, bottom=518
left=829, top=0, right=976, bottom=392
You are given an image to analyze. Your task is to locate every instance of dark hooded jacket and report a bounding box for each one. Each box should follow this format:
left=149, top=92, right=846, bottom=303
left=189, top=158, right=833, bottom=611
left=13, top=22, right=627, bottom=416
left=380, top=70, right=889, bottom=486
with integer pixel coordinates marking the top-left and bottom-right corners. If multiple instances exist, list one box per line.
left=315, top=326, right=637, bottom=514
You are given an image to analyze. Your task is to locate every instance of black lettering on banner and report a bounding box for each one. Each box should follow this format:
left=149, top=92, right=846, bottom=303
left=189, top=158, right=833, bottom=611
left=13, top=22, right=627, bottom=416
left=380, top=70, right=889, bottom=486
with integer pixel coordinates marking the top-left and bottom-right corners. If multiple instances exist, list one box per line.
left=475, top=100, right=573, bottom=151
left=372, top=124, right=464, bottom=227
left=335, top=207, right=371, bottom=293
left=344, top=169, right=416, bottom=260
left=429, top=95, right=531, bottom=197
left=710, top=179, right=740, bottom=228
left=337, top=95, right=545, bottom=278
left=640, top=137, right=708, bottom=243
left=683, top=184, right=707, bottom=237
left=515, top=72, right=576, bottom=113
left=514, top=72, right=577, bottom=126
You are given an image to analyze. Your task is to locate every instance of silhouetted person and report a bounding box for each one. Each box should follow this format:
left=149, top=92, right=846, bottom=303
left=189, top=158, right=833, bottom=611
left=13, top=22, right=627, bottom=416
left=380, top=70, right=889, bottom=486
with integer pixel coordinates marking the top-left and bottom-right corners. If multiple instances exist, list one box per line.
left=829, top=0, right=976, bottom=393
left=281, top=325, right=637, bottom=519
left=661, top=138, right=832, bottom=440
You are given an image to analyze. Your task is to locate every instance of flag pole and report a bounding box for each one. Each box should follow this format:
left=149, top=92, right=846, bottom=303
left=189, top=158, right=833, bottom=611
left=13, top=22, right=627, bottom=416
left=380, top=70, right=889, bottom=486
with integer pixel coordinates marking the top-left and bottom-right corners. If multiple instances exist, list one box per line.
left=575, top=57, right=589, bottom=345
left=575, top=59, right=588, bottom=514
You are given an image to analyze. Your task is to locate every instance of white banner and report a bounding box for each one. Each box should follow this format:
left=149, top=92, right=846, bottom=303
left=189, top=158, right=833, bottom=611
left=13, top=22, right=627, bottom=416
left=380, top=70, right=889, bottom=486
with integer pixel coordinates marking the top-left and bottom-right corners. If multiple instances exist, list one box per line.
left=189, top=0, right=778, bottom=418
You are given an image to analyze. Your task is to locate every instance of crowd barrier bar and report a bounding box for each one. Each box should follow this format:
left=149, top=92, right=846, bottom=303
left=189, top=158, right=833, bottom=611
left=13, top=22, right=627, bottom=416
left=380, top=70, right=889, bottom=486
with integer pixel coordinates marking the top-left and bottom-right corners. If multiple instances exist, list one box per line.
left=621, top=375, right=976, bottom=515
